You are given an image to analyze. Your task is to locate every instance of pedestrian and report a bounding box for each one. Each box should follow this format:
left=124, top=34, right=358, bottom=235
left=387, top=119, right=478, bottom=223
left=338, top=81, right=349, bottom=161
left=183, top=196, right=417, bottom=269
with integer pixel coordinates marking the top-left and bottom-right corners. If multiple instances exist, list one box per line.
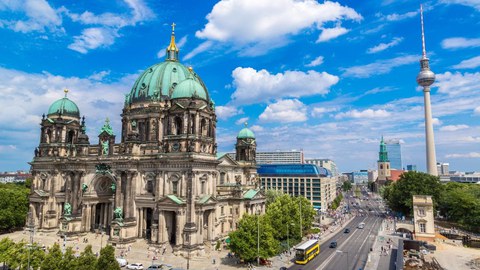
left=162, top=245, right=166, bottom=255
left=213, top=258, right=216, bottom=264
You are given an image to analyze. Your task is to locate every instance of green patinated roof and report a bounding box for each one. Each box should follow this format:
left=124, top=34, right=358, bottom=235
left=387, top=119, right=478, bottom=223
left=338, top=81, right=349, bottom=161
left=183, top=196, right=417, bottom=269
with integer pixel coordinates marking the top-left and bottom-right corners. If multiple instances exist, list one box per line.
left=167, top=194, right=184, bottom=204
left=237, top=127, right=255, bottom=139
left=216, top=152, right=227, bottom=159
left=198, top=194, right=212, bottom=204
left=171, top=77, right=208, bottom=100
left=48, top=97, right=80, bottom=118
left=243, top=189, right=259, bottom=199
left=99, top=118, right=114, bottom=136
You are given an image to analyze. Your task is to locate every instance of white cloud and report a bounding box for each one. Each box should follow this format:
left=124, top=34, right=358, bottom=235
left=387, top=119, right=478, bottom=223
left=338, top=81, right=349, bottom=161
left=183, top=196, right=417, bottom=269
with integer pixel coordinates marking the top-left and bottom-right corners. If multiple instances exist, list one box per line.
left=157, top=35, right=187, bottom=59
left=445, top=152, right=480, bottom=158
left=88, top=70, right=110, bottom=81
left=259, top=99, right=307, bottom=123
left=435, top=72, right=480, bottom=97
left=440, top=0, right=480, bottom=10
left=68, top=27, right=119, bottom=54
left=306, top=56, right=324, bottom=67
left=441, top=37, right=480, bottom=49
left=419, top=118, right=442, bottom=127
left=335, top=109, right=390, bottom=119
left=67, top=0, right=155, bottom=54
left=216, top=105, right=241, bottom=120
left=452, top=56, right=480, bottom=69
left=381, top=10, right=418, bottom=21
left=0, top=0, right=63, bottom=33
left=235, top=117, right=249, bottom=125
left=311, top=107, right=337, bottom=117
left=183, top=41, right=213, bottom=61
left=230, top=67, right=339, bottom=105
left=193, top=0, right=361, bottom=57
left=367, top=37, right=403, bottom=54
left=439, top=124, right=469, bottom=131
left=364, top=86, right=395, bottom=95
left=317, top=26, right=349, bottom=42
left=475, top=107, right=480, bottom=115
left=250, top=125, right=264, bottom=132
left=342, top=55, right=418, bottom=78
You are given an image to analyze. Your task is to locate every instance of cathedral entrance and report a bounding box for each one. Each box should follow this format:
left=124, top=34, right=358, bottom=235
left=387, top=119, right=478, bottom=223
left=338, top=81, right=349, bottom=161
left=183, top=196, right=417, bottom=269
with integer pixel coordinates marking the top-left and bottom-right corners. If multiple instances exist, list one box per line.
left=145, top=208, right=153, bottom=240
left=164, top=211, right=177, bottom=244
left=92, top=203, right=112, bottom=234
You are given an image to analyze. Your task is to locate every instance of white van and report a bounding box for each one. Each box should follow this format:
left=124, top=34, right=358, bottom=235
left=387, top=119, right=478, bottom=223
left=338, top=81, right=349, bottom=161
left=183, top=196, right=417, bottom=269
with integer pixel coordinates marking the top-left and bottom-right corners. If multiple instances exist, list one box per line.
left=357, top=222, right=365, bottom=229
left=116, top=257, right=128, bottom=267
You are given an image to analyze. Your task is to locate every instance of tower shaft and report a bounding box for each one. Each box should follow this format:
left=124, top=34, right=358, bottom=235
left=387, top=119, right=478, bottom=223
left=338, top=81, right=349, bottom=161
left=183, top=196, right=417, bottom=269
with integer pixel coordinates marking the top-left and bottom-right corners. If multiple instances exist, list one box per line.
left=423, top=87, right=438, bottom=175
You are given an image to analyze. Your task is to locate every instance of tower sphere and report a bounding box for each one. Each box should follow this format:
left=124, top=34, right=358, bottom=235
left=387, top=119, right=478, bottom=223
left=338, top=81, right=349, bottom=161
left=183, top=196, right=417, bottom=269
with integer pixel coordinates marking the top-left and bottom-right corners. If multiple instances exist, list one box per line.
left=416, top=68, right=435, bottom=87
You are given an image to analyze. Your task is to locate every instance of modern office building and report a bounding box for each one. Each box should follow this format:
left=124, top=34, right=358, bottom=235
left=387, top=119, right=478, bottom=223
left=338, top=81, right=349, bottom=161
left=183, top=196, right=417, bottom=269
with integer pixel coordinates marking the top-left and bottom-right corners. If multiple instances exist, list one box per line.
left=256, top=151, right=304, bottom=164
left=258, top=164, right=336, bottom=211
left=406, top=165, right=417, bottom=171
left=305, top=159, right=339, bottom=176
left=385, top=139, right=403, bottom=170
left=436, top=162, right=449, bottom=176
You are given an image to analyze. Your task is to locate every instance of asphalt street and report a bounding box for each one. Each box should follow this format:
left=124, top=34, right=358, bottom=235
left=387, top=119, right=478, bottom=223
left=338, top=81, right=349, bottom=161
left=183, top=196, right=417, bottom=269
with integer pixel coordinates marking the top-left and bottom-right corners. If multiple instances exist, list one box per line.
left=288, top=189, right=385, bottom=270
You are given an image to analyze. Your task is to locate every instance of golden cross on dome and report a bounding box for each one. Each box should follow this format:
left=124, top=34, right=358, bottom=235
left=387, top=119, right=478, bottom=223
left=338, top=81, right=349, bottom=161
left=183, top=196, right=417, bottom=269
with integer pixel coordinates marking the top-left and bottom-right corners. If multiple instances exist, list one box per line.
left=171, top=22, right=176, bottom=33
left=64, top=88, right=69, bottom=97
left=244, top=122, right=248, bottom=127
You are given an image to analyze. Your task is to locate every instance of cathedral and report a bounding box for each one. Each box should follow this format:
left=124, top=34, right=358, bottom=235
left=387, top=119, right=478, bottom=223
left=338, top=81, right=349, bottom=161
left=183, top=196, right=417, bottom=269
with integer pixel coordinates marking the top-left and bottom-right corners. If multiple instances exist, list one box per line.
left=28, top=26, right=265, bottom=253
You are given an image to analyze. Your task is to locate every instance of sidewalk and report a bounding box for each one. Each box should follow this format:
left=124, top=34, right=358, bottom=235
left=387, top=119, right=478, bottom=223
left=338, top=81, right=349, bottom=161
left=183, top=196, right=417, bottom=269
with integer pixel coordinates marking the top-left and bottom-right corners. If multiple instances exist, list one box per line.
left=364, top=219, right=401, bottom=270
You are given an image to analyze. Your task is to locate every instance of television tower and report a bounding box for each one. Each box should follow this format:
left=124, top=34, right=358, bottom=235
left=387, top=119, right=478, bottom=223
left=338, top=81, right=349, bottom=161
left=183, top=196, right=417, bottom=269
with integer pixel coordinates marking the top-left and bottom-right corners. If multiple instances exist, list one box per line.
left=416, top=4, right=438, bottom=176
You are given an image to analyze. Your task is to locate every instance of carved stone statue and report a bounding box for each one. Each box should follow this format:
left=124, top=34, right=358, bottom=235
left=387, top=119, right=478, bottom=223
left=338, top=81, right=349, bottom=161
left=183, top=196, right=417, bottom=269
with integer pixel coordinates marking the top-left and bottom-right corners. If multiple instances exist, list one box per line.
left=101, top=140, right=109, bottom=155
left=114, top=207, right=123, bottom=220
left=64, top=203, right=72, bottom=216
left=110, top=182, right=116, bottom=193
left=81, top=183, right=88, bottom=193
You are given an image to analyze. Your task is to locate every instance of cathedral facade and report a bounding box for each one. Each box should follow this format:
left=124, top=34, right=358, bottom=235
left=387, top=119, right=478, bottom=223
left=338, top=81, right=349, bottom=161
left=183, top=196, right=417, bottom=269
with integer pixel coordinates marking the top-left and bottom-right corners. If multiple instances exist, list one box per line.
left=29, top=27, right=265, bottom=252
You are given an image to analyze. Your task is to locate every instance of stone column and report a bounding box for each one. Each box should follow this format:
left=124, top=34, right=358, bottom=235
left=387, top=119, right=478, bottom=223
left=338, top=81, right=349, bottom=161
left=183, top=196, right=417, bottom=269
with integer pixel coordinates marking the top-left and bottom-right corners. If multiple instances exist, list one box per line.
left=159, top=211, right=166, bottom=242
left=64, top=172, right=72, bottom=206
left=115, top=171, right=123, bottom=210
left=72, top=172, right=81, bottom=215
left=91, top=204, right=96, bottom=230
left=137, top=208, right=143, bottom=237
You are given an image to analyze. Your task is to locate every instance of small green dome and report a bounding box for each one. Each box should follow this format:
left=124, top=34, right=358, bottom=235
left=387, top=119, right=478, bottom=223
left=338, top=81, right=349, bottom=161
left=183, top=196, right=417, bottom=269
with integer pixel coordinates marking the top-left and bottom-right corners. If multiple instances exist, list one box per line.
left=47, top=97, right=80, bottom=118
left=171, top=78, right=208, bottom=100
left=237, top=127, right=255, bottom=139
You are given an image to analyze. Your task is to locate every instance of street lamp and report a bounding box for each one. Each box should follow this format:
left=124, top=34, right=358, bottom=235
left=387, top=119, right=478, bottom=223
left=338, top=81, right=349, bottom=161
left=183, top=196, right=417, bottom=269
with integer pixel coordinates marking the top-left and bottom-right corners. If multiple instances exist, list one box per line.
left=336, top=250, right=349, bottom=270
left=257, top=210, right=261, bottom=267
left=299, top=200, right=302, bottom=239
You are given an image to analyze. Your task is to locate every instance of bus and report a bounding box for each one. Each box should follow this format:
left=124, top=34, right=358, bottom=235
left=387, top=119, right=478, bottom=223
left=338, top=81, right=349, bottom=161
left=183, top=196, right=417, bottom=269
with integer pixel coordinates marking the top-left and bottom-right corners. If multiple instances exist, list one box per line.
left=295, top=239, right=320, bottom=264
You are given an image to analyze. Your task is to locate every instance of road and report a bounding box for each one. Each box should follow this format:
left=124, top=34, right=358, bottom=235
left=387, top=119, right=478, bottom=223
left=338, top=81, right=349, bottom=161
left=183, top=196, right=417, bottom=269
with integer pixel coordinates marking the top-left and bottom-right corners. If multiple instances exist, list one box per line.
left=289, top=188, right=385, bottom=270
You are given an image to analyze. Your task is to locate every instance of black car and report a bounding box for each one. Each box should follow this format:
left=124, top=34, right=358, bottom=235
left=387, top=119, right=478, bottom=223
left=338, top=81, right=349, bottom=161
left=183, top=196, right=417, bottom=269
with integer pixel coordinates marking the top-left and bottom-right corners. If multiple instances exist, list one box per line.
left=344, top=228, right=350, bottom=233
left=329, top=241, right=337, bottom=248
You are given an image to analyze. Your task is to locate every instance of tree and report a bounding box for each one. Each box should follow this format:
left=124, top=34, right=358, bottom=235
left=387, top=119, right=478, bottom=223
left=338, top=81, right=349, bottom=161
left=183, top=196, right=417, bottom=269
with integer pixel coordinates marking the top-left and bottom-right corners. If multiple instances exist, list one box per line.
left=264, top=194, right=316, bottom=242
left=0, top=238, right=14, bottom=266
left=438, top=182, right=480, bottom=232
left=60, top=246, right=79, bottom=270
left=341, top=181, right=352, bottom=192
left=382, top=171, right=443, bottom=215
left=96, top=245, right=120, bottom=270
left=0, top=184, right=29, bottom=231
left=265, top=189, right=283, bottom=207
left=40, top=243, right=63, bottom=270
left=77, top=245, right=97, bottom=270
left=228, top=214, right=279, bottom=262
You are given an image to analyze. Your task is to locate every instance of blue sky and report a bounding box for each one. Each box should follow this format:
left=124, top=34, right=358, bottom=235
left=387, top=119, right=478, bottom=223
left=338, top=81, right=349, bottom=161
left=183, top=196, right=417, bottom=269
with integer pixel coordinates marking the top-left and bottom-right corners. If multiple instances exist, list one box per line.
left=1, top=0, right=479, bottom=173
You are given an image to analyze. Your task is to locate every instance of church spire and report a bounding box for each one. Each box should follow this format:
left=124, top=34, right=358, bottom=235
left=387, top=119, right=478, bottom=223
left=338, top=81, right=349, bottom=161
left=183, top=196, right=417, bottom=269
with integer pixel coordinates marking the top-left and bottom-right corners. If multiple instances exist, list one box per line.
left=378, top=136, right=389, bottom=162
left=166, top=23, right=179, bottom=61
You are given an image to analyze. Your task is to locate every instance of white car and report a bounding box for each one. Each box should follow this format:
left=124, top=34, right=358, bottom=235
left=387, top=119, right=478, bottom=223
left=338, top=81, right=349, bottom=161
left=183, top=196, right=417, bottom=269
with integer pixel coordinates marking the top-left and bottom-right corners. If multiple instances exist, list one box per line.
left=116, top=257, right=128, bottom=267
left=126, top=263, right=144, bottom=270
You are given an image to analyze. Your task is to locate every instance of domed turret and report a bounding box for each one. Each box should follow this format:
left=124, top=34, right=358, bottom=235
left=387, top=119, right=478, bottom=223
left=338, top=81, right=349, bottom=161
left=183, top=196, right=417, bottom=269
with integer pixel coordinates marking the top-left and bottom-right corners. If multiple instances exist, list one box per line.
left=237, top=123, right=255, bottom=139
left=47, top=89, right=80, bottom=118
left=171, top=71, right=208, bottom=100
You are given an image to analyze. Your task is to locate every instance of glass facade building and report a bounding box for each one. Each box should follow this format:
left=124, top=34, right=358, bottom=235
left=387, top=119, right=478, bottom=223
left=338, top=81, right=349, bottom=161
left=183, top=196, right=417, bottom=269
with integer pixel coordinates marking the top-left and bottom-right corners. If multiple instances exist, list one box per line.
left=258, top=164, right=336, bottom=211
left=385, top=139, right=403, bottom=170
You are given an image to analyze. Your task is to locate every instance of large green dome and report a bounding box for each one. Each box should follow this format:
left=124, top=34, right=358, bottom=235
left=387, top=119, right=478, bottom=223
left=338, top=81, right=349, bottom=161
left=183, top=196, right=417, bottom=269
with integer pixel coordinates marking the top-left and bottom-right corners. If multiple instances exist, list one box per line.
left=237, top=127, right=255, bottom=139
left=171, top=77, right=208, bottom=100
left=47, top=96, right=80, bottom=118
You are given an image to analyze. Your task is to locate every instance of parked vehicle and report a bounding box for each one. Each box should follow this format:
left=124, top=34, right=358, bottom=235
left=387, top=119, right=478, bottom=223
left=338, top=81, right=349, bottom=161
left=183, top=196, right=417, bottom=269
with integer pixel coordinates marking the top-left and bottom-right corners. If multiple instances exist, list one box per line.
left=126, top=263, right=144, bottom=270
left=116, top=257, right=128, bottom=267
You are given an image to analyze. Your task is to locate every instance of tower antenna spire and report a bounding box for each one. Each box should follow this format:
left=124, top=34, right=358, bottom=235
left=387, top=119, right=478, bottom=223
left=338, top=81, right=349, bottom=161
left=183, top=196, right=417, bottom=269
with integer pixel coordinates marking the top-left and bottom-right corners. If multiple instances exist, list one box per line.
left=420, top=4, right=427, bottom=59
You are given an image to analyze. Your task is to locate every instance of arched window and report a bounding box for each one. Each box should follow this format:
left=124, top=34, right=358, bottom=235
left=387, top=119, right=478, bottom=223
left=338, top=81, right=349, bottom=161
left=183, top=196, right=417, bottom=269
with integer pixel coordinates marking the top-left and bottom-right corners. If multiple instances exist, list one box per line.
left=46, top=129, right=52, bottom=144
left=66, top=130, right=75, bottom=143
left=380, top=164, right=383, bottom=169
left=201, top=180, right=206, bottom=194
left=220, top=172, right=226, bottom=185
left=172, top=180, right=178, bottom=195
left=190, top=115, right=195, bottom=134
left=174, top=117, right=182, bottom=135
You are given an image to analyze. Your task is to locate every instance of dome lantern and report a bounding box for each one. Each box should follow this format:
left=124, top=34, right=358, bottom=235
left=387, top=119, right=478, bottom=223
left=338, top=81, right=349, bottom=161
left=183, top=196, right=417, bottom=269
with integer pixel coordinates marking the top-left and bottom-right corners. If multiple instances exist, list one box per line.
left=237, top=122, right=255, bottom=139
left=47, top=89, right=80, bottom=118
